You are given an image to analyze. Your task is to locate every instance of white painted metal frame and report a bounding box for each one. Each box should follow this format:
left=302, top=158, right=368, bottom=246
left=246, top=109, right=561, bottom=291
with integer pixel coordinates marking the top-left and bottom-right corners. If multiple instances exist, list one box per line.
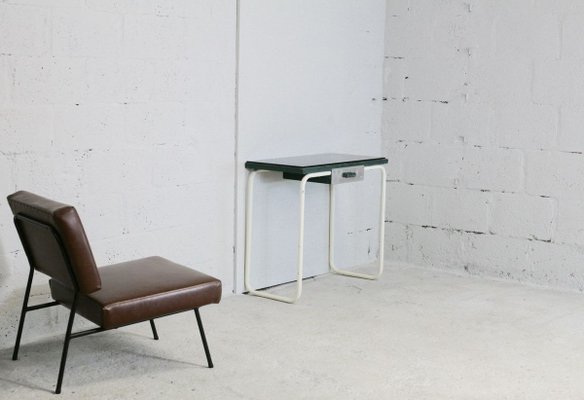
left=329, top=164, right=386, bottom=280
left=244, top=165, right=386, bottom=303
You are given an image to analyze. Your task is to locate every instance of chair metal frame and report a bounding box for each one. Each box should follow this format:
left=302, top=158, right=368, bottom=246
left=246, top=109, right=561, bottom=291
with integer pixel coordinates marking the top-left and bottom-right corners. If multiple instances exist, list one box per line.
left=11, top=214, right=213, bottom=394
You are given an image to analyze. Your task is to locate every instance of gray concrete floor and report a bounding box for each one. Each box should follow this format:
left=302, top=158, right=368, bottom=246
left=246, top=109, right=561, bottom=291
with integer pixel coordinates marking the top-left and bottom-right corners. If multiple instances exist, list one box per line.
left=1, top=263, right=584, bottom=399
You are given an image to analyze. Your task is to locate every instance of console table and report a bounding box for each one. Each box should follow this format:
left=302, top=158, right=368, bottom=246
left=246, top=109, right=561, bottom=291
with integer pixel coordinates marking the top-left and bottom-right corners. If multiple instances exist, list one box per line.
left=244, top=153, right=388, bottom=303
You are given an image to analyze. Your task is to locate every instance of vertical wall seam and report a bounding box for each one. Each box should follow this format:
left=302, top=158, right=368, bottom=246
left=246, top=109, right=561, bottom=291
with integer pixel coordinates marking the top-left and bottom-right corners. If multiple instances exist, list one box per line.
left=232, top=0, right=241, bottom=293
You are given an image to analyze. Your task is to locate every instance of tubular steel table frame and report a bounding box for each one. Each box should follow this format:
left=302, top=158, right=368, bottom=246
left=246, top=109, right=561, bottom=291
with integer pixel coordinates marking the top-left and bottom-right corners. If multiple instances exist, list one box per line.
left=244, top=154, right=387, bottom=304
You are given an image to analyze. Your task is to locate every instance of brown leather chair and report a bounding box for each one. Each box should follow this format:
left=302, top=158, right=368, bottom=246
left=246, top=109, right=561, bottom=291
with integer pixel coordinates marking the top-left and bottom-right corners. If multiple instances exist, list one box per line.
left=7, top=191, right=222, bottom=394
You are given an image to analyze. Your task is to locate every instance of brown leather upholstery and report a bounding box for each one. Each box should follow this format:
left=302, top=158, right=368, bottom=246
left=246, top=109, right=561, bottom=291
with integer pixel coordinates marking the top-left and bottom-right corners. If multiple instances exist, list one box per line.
left=7, top=191, right=101, bottom=294
left=50, top=256, right=221, bottom=329
left=8, top=190, right=222, bottom=327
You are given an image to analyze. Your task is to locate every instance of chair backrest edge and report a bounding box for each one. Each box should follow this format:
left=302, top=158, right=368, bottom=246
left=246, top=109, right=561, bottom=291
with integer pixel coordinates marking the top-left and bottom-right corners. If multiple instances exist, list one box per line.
left=7, top=191, right=102, bottom=294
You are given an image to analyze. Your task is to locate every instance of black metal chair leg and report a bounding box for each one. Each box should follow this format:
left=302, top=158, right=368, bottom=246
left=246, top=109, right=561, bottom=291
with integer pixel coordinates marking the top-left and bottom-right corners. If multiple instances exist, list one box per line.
left=55, top=294, right=78, bottom=395
left=149, top=319, right=159, bottom=340
left=12, top=268, right=34, bottom=361
left=194, top=308, right=213, bottom=368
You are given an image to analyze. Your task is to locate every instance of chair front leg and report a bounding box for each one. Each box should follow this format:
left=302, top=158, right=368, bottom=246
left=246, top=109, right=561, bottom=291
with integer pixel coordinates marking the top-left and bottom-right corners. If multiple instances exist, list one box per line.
left=194, top=309, right=213, bottom=368
left=55, top=293, right=79, bottom=395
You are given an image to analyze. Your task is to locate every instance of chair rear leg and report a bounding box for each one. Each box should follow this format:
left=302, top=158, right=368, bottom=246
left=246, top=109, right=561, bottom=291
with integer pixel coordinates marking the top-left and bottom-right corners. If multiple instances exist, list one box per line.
left=55, top=294, right=78, bottom=395
left=12, top=268, right=35, bottom=361
left=194, top=308, right=213, bottom=368
left=149, top=319, right=159, bottom=340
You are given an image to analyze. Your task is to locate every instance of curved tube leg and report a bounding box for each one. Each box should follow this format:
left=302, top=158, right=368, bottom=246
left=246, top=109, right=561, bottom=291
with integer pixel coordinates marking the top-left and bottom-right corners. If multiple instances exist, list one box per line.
left=329, top=165, right=387, bottom=280
left=245, top=170, right=331, bottom=303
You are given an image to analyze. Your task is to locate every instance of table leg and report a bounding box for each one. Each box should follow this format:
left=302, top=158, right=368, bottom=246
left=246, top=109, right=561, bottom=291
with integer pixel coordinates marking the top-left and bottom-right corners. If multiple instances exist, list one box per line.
left=329, top=164, right=387, bottom=279
left=244, top=169, right=331, bottom=303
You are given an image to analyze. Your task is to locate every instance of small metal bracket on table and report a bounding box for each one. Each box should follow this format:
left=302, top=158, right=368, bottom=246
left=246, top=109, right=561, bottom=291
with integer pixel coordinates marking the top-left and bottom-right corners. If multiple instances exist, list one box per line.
left=243, top=153, right=388, bottom=304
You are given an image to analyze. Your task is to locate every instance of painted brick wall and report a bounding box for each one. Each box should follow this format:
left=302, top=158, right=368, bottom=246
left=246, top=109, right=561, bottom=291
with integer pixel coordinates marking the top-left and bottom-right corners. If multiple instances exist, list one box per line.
left=383, top=0, right=584, bottom=291
left=0, top=0, right=236, bottom=344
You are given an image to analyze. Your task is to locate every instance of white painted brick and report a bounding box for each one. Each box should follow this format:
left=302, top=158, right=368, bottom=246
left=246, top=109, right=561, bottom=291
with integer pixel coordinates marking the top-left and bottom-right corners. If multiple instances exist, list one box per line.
left=114, top=148, right=156, bottom=190
left=184, top=1, right=237, bottom=61
left=86, top=0, right=155, bottom=14
left=63, top=149, right=127, bottom=195
left=10, top=153, right=63, bottom=194
left=407, top=225, right=464, bottom=270
left=74, top=191, right=124, bottom=241
left=53, top=9, right=123, bottom=58
left=409, top=0, right=467, bottom=15
left=558, top=106, right=584, bottom=153
left=383, top=99, right=431, bottom=142
left=430, top=15, right=467, bottom=60
left=124, top=15, right=185, bottom=59
left=184, top=99, right=234, bottom=147
left=10, top=57, right=87, bottom=105
left=188, top=60, right=234, bottom=103
left=383, top=141, right=405, bottom=182
left=123, top=102, right=185, bottom=146
left=0, top=57, right=10, bottom=106
left=386, top=0, right=409, bottom=16
left=525, top=150, right=584, bottom=198
left=404, top=54, right=467, bottom=101
left=383, top=57, right=406, bottom=100
left=400, top=142, right=463, bottom=187
left=462, top=9, right=496, bottom=59
left=494, top=9, right=559, bottom=60
left=461, top=233, right=531, bottom=280
left=120, top=59, right=155, bottom=102
left=493, top=103, right=557, bottom=150
left=150, top=59, right=193, bottom=102
left=561, top=14, right=584, bottom=59
left=407, top=0, right=468, bottom=59
left=86, top=59, right=124, bottom=103
left=0, top=211, right=20, bottom=259
left=5, top=0, right=85, bottom=7
left=386, top=182, right=431, bottom=226
left=533, top=60, right=584, bottom=106
left=183, top=0, right=234, bottom=21
left=152, top=0, right=187, bottom=17
left=87, top=59, right=156, bottom=103
left=0, top=106, right=54, bottom=152
left=384, top=15, right=426, bottom=58
left=0, top=154, right=12, bottom=195
left=150, top=146, right=210, bottom=187
left=381, top=0, right=584, bottom=292
left=555, top=198, right=584, bottom=246
left=123, top=188, right=193, bottom=233
left=0, top=5, right=50, bottom=56
left=384, top=221, right=408, bottom=262
left=534, top=0, right=584, bottom=14
left=431, top=187, right=489, bottom=233
left=489, top=193, right=555, bottom=241
left=52, top=104, right=124, bottom=150
left=460, top=146, right=523, bottom=192
left=431, top=100, right=492, bottom=146
left=528, top=241, right=584, bottom=292
left=91, top=232, right=158, bottom=266
left=468, top=57, right=532, bottom=106
left=386, top=9, right=464, bottom=59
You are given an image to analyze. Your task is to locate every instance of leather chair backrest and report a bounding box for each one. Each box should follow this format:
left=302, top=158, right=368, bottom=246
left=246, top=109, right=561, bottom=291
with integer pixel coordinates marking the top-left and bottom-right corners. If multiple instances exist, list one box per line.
left=7, top=191, right=101, bottom=294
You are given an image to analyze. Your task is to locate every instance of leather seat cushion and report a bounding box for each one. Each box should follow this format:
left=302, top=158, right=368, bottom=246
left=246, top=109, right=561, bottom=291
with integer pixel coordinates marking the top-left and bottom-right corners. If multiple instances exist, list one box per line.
left=50, top=256, right=222, bottom=329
